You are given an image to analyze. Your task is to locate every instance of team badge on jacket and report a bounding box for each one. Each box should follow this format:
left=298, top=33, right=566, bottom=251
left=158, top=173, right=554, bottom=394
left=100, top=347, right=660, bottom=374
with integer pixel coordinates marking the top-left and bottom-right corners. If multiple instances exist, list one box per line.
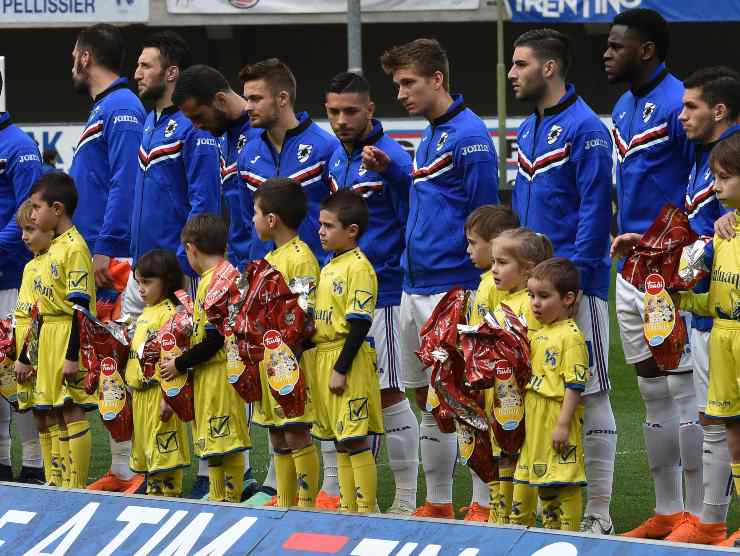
left=237, top=134, right=247, bottom=153
left=164, top=119, right=177, bottom=138
left=297, top=143, right=313, bottom=163
left=642, top=102, right=656, bottom=123
left=436, top=131, right=448, bottom=151
left=546, top=125, right=563, bottom=145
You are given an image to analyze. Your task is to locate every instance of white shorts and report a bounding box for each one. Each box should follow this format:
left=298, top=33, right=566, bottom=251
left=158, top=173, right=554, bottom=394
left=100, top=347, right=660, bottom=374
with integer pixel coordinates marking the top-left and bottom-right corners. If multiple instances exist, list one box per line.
left=122, top=271, right=196, bottom=324
left=575, top=295, right=611, bottom=396
left=615, top=274, right=693, bottom=371
left=398, top=291, right=447, bottom=389
left=0, top=289, right=18, bottom=319
left=369, top=306, right=402, bottom=391
left=690, top=328, right=710, bottom=412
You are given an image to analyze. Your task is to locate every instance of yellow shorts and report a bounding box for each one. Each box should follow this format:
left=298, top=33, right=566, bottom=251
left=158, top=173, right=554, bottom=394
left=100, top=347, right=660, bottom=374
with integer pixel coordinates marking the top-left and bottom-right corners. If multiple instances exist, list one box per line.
left=14, top=321, right=35, bottom=411
left=34, top=318, right=97, bottom=411
left=130, top=384, right=190, bottom=474
left=311, top=340, right=383, bottom=442
left=252, top=350, right=315, bottom=430
left=514, top=392, right=585, bottom=487
left=706, top=320, right=740, bottom=420
left=193, top=360, right=250, bottom=458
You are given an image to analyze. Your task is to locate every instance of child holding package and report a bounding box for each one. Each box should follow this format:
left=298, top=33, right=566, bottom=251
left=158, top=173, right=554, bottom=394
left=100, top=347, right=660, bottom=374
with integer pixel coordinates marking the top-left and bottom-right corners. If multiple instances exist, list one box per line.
left=161, top=214, right=250, bottom=502
left=511, top=257, right=588, bottom=531
left=311, top=190, right=382, bottom=513
left=126, top=249, right=190, bottom=496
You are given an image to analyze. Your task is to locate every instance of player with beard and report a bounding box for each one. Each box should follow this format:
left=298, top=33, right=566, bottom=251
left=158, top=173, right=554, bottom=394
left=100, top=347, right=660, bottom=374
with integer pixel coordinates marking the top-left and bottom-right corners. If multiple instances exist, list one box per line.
left=324, top=72, right=420, bottom=515
left=606, top=9, right=698, bottom=539
left=69, top=24, right=145, bottom=294
left=172, top=64, right=260, bottom=500
left=172, top=65, right=261, bottom=270
left=508, top=29, right=616, bottom=535
left=129, top=32, right=221, bottom=314
left=236, top=58, right=339, bottom=507
left=364, top=38, right=499, bottom=519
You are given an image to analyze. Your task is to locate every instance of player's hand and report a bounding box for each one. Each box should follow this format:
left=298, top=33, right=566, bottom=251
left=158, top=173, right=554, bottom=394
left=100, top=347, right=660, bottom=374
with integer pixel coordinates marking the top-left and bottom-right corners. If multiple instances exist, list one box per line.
left=93, top=254, right=113, bottom=288
left=361, top=146, right=391, bottom=173
left=160, top=356, right=179, bottom=381
left=610, top=233, right=642, bottom=259
left=62, top=359, right=78, bottom=383
left=160, top=398, right=174, bottom=422
left=714, top=211, right=736, bottom=240
left=551, top=423, right=570, bottom=454
left=15, top=361, right=33, bottom=384
left=329, top=370, right=347, bottom=395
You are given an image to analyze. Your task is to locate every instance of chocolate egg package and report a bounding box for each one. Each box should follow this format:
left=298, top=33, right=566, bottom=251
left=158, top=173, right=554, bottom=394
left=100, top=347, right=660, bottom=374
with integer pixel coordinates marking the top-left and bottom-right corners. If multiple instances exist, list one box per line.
left=0, top=317, right=17, bottom=405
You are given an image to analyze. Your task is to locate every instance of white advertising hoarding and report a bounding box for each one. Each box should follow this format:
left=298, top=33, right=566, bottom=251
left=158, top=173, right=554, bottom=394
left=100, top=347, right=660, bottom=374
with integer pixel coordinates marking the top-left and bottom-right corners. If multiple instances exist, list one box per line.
left=167, top=0, right=478, bottom=14
left=0, top=0, right=149, bottom=23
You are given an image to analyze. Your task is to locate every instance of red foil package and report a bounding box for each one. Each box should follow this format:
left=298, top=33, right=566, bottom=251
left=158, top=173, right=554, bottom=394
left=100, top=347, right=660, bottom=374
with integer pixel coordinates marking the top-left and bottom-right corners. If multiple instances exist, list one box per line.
left=457, top=420, right=499, bottom=483
left=231, top=260, right=313, bottom=417
left=417, top=288, right=488, bottom=432
left=157, top=290, right=195, bottom=422
left=621, top=204, right=702, bottom=370
left=75, top=305, right=133, bottom=442
left=0, top=318, right=17, bottom=405
left=461, top=304, right=531, bottom=455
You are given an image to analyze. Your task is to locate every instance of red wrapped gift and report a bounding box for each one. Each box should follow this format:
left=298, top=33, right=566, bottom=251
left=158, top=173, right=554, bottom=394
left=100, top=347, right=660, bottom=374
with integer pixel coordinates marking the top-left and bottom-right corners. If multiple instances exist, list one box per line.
left=231, top=260, right=313, bottom=415
left=622, top=204, right=707, bottom=291
left=423, top=376, right=456, bottom=433
left=22, top=304, right=42, bottom=369
left=158, top=290, right=195, bottom=422
left=621, top=205, right=703, bottom=370
left=0, top=318, right=17, bottom=404
left=417, top=288, right=467, bottom=369
left=204, top=260, right=240, bottom=336
left=75, top=305, right=133, bottom=442
left=457, top=420, right=499, bottom=483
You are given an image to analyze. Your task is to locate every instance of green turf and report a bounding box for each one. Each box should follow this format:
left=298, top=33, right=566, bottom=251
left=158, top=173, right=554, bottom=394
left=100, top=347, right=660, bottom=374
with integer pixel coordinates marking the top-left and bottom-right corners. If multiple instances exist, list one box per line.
left=9, top=271, right=739, bottom=533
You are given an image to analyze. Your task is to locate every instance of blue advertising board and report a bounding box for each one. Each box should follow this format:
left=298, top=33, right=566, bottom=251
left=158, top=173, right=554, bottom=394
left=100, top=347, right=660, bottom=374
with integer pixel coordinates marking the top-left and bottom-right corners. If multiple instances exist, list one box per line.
left=0, top=483, right=734, bottom=555
left=509, top=0, right=740, bottom=23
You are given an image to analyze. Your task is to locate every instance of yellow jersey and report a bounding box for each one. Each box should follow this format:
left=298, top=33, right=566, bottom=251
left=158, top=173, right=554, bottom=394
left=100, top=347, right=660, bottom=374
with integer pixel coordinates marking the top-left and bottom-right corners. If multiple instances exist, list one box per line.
left=313, top=247, right=377, bottom=345
left=125, top=299, right=177, bottom=389
left=527, top=318, right=588, bottom=401
left=192, top=263, right=225, bottom=364
left=15, top=252, right=48, bottom=322
left=468, top=270, right=499, bottom=326
left=680, top=219, right=740, bottom=321
left=492, top=288, right=540, bottom=333
left=34, top=226, right=95, bottom=317
left=265, top=236, right=320, bottom=312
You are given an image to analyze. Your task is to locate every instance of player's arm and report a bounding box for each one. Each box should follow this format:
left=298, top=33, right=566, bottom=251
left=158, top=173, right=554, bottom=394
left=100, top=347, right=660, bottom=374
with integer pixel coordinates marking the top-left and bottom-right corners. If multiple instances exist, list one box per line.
left=552, top=342, right=587, bottom=453
left=457, top=135, right=500, bottom=210
left=95, top=110, right=144, bottom=284
left=63, top=249, right=94, bottom=380
left=384, top=144, right=412, bottom=225
left=362, top=145, right=412, bottom=191
left=572, top=128, right=613, bottom=285
left=330, top=269, right=377, bottom=395
left=235, top=148, right=258, bottom=269
left=181, top=129, right=222, bottom=274
left=0, top=145, right=42, bottom=263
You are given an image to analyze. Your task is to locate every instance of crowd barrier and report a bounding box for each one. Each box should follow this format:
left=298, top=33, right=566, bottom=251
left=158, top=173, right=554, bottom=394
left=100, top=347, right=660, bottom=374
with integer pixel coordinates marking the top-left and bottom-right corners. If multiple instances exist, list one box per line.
left=0, top=483, right=733, bottom=555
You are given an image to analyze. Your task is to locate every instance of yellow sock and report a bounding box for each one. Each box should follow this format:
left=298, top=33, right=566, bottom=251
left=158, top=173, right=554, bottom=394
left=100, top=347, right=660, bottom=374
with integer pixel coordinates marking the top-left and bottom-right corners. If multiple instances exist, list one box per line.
left=293, top=444, right=320, bottom=508
left=539, top=486, right=562, bottom=529
left=275, top=449, right=297, bottom=508
left=487, top=481, right=500, bottom=523
left=48, top=425, right=62, bottom=487
left=349, top=449, right=376, bottom=514
left=149, top=469, right=184, bottom=497
left=497, top=467, right=514, bottom=524
left=147, top=475, right=164, bottom=496
left=557, top=486, right=583, bottom=531
left=732, top=463, right=740, bottom=496
left=510, top=482, right=537, bottom=526
left=222, top=452, right=245, bottom=503
left=208, top=458, right=225, bottom=501
left=58, top=429, right=70, bottom=488
left=65, top=420, right=91, bottom=489
left=39, top=431, right=53, bottom=484
left=336, top=451, right=357, bottom=512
